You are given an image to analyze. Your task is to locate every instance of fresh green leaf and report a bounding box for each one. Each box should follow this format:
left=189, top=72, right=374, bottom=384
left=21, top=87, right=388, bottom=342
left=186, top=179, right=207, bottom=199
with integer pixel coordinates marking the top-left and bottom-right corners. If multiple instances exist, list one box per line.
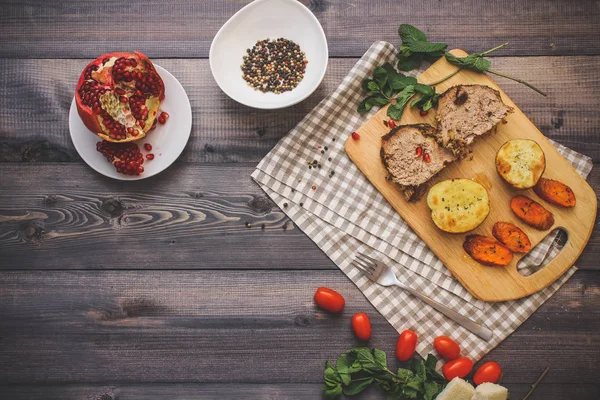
left=445, top=52, right=491, bottom=73
left=343, top=378, right=374, bottom=396
left=412, top=358, right=427, bottom=381
left=383, top=82, right=393, bottom=98
left=373, top=66, right=389, bottom=87
left=387, top=103, right=404, bottom=121
left=325, top=384, right=342, bottom=398
left=424, top=354, right=437, bottom=372
left=398, top=24, right=427, bottom=44
left=398, top=53, right=424, bottom=71
left=362, top=78, right=376, bottom=93
left=388, top=85, right=416, bottom=119
left=389, top=74, right=418, bottom=90
left=373, top=348, right=387, bottom=370
left=406, top=376, right=423, bottom=392
left=353, top=348, right=381, bottom=372
left=367, top=94, right=391, bottom=107
left=414, top=83, right=434, bottom=96
left=324, top=366, right=341, bottom=386
left=397, top=368, right=414, bottom=383
left=382, top=63, right=398, bottom=76
left=367, top=81, right=381, bottom=92
left=424, top=381, right=440, bottom=400
left=409, top=41, right=448, bottom=54
left=336, top=354, right=352, bottom=386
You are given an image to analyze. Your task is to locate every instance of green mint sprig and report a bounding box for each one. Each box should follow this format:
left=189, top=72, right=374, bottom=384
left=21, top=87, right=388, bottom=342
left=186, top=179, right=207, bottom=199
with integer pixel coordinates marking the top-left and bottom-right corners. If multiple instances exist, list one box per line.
left=357, top=64, right=440, bottom=120
left=444, top=43, right=547, bottom=96
left=323, top=347, right=447, bottom=399
left=397, top=24, right=448, bottom=71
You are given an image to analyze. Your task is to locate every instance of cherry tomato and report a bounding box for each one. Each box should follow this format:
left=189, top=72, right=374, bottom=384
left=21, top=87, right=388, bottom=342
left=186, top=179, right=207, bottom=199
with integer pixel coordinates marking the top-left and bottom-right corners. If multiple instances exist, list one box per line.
left=433, top=336, right=461, bottom=360
left=351, top=312, right=372, bottom=341
left=473, top=361, right=502, bottom=385
left=442, top=357, right=473, bottom=380
left=313, top=287, right=345, bottom=313
left=395, top=330, right=418, bottom=361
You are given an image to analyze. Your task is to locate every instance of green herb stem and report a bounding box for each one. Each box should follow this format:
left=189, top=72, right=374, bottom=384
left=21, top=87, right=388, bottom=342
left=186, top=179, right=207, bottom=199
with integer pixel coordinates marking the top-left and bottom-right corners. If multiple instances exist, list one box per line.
left=521, top=367, right=550, bottom=400
left=487, top=69, right=548, bottom=96
left=425, top=68, right=461, bottom=86
left=480, top=42, right=509, bottom=56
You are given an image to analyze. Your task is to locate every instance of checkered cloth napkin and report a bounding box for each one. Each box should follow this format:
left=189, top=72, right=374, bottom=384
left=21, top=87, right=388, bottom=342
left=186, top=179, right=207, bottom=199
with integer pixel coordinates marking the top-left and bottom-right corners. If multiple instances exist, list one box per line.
left=252, top=41, right=593, bottom=362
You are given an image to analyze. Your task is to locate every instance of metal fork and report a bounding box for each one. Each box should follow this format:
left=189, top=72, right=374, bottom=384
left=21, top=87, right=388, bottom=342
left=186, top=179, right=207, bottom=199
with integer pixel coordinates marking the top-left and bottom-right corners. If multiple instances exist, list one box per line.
left=352, top=253, right=493, bottom=341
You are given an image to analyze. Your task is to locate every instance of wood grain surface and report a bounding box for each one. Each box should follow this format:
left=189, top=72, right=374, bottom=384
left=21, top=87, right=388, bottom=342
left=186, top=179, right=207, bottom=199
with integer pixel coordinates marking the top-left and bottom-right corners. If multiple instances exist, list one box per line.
left=1, top=0, right=599, bottom=398
left=0, top=270, right=598, bottom=385
left=1, top=0, right=599, bottom=58
left=1, top=56, right=599, bottom=164
left=346, top=50, right=597, bottom=300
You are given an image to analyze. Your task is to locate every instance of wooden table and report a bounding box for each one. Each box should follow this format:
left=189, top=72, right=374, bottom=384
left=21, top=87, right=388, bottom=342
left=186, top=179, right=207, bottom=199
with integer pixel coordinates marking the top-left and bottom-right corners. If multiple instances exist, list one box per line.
left=0, top=1, right=598, bottom=399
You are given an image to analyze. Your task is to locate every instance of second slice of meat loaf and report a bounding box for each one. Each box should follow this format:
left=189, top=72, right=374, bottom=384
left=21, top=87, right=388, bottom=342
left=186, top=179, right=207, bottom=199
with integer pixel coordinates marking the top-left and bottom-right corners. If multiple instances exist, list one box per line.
left=436, top=84, right=514, bottom=158
left=381, top=124, right=456, bottom=201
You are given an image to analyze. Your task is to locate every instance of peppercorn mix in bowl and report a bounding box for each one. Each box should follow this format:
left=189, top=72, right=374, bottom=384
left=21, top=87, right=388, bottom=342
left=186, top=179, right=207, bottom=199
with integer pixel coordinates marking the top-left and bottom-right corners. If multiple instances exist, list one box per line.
left=209, top=0, right=328, bottom=109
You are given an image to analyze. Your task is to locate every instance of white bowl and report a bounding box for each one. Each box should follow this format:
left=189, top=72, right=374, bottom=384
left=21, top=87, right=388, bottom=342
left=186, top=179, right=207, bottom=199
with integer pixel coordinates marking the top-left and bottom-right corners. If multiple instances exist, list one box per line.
left=209, top=0, right=328, bottom=109
left=69, top=65, right=192, bottom=181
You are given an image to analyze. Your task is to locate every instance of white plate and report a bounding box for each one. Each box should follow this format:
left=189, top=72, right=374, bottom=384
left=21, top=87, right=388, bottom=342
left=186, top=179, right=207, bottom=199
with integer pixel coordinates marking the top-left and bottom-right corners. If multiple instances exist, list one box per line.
left=69, top=65, right=192, bottom=181
left=209, top=0, right=328, bottom=109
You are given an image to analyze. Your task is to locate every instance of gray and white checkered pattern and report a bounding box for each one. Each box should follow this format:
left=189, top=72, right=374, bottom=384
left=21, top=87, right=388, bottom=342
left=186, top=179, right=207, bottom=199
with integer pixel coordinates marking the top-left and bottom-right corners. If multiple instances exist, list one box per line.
left=251, top=41, right=593, bottom=362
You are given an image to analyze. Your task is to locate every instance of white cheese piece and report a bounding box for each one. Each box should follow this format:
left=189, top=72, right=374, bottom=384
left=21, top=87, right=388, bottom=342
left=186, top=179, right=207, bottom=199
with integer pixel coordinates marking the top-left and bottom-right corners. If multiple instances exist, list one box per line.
left=436, top=377, right=475, bottom=400
left=472, top=382, right=509, bottom=400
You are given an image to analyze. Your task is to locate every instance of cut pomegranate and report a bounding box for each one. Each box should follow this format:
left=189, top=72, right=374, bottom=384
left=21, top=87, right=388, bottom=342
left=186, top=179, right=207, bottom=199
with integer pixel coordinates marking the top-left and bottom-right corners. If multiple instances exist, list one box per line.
left=96, top=140, right=145, bottom=176
left=75, top=51, right=165, bottom=143
left=157, top=111, right=169, bottom=124
left=351, top=132, right=360, bottom=140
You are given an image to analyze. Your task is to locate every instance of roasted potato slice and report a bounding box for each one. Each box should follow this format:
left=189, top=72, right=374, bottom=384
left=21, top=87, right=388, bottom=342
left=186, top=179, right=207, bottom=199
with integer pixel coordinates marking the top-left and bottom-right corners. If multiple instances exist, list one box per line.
left=492, top=221, right=532, bottom=253
left=533, top=177, right=576, bottom=208
left=427, top=178, right=490, bottom=233
left=496, top=139, right=545, bottom=189
left=510, top=195, right=555, bottom=230
left=463, top=234, right=514, bottom=267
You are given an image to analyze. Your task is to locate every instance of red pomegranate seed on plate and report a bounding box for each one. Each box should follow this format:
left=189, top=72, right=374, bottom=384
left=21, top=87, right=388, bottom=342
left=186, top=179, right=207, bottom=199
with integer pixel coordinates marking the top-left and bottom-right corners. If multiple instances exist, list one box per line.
left=146, top=153, right=155, bottom=160
left=144, top=143, right=152, bottom=151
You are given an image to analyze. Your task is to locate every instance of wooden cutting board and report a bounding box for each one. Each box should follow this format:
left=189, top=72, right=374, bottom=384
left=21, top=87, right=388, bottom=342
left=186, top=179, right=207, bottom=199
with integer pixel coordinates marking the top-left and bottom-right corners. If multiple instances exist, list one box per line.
left=346, top=49, right=597, bottom=302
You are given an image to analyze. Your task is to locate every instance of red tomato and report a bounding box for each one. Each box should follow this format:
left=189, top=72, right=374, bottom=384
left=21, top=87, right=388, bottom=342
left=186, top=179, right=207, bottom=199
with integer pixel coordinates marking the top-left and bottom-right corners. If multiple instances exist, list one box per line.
left=442, top=357, right=473, bottom=380
left=434, top=336, right=461, bottom=360
left=351, top=312, right=372, bottom=341
left=473, top=361, right=502, bottom=385
left=395, top=330, right=418, bottom=361
left=313, top=287, right=345, bottom=313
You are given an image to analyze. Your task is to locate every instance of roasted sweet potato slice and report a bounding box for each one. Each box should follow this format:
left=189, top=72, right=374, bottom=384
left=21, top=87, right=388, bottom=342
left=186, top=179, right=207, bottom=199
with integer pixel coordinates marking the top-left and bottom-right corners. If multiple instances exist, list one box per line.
left=463, top=234, right=513, bottom=267
left=533, top=177, right=576, bottom=208
left=492, top=221, right=532, bottom=253
left=510, top=195, right=555, bottom=230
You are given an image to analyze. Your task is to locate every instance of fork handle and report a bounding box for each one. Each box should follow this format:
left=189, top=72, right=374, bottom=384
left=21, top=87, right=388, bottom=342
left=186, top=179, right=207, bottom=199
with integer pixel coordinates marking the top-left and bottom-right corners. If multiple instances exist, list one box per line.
left=401, top=284, right=494, bottom=341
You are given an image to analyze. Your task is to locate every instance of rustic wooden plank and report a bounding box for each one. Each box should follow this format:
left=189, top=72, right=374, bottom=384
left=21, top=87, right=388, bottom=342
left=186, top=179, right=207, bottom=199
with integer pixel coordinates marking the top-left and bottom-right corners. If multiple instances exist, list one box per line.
left=0, top=383, right=597, bottom=400
left=0, top=56, right=598, bottom=164
left=0, top=270, right=598, bottom=385
left=0, top=0, right=599, bottom=58
left=0, top=163, right=598, bottom=270
left=0, top=163, right=332, bottom=270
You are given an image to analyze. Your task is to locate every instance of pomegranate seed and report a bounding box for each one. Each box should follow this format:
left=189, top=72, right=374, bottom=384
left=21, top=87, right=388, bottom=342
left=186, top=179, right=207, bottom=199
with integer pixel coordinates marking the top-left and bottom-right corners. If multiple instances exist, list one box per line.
left=423, top=153, right=431, bottom=163
left=157, top=111, right=169, bottom=124
left=131, top=130, right=140, bottom=137
left=120, top=96, right=128, bottom=103
left=388, top=120, right=396, bottom=129
left=419, top=109, right=428, bottom=116
left=146, top=153, right=155, bottom=160
left=115, top=88, right=126, bottom=95
left=138, top=120, right=145, bottom=128
left=144, top=143, right=152, bottom=151
left=416, top=146, right=423, bottom=157
left=351, top=132, right=360, bottom=140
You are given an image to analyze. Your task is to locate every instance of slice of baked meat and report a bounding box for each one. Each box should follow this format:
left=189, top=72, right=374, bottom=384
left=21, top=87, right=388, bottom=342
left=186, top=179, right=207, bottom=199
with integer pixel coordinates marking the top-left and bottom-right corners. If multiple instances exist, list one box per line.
left=381, top=124, right=456, bottom=201
left=436, top=84, right=514, bottom=158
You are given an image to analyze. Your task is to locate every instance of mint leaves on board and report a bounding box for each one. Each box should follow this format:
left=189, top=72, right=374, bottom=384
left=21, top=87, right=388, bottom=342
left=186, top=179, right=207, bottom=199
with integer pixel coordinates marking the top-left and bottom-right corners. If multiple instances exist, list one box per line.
left=444, top=43, right=547, bottom=96
left=358, top=65, right=440, bottom=120
left=323, top=347, right=447, bottom=399
left=397, top=24, right=447, bottom=71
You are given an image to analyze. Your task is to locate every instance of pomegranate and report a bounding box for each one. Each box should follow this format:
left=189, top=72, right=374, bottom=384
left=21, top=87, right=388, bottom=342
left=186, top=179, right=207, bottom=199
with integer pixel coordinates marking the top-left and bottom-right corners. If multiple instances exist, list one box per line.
left=96, top=141, right=145, bottom=176
left=76, top=51, right=165, bottom=143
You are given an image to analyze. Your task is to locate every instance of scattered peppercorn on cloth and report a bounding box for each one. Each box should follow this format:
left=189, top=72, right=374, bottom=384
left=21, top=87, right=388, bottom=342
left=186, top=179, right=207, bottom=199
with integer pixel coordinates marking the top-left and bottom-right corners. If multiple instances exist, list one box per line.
left=251, top=41, right=593, bottom=362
